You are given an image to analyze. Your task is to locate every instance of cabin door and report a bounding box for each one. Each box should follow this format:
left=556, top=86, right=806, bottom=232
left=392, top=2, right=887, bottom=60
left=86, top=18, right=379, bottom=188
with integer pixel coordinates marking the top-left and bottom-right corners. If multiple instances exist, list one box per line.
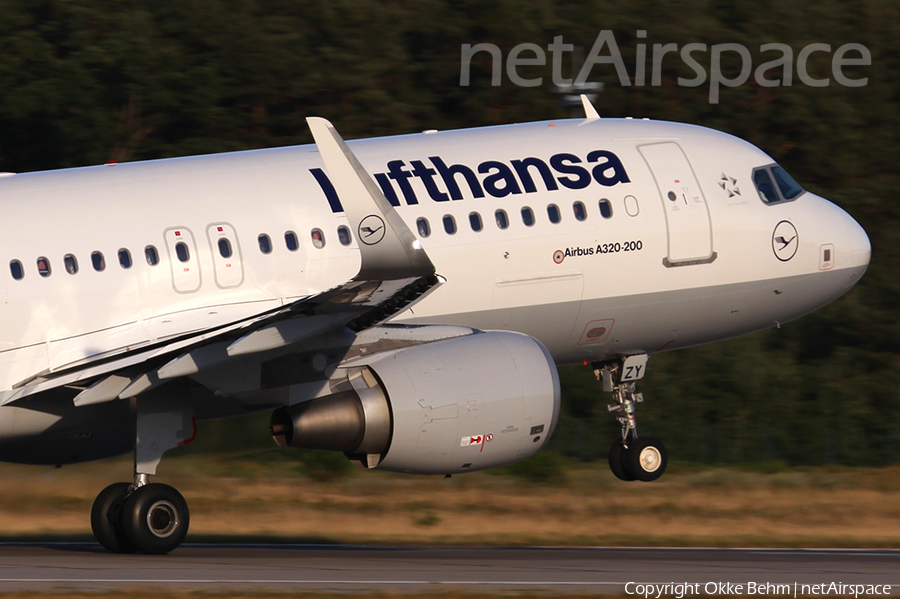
left=638, top=142, right=714, bottom=265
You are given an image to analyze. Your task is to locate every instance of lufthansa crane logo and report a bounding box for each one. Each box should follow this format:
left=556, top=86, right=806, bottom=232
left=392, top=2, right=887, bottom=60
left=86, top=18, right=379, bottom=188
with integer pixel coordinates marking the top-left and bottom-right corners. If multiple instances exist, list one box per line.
left=772, top=220, right=798, bottom=261
left=358, top=215, right=386, bottom=246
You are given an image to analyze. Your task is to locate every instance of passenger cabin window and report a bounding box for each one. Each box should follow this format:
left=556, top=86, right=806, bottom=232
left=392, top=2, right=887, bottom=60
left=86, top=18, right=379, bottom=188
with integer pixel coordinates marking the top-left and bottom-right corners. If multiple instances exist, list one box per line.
left=9, top=260, right=23, bottom=280
left=521, top=207, right=535, bottom=227
left=443, top=214, right=457, bottom=235
left=64, top=254, right=78, bottom=274
left=547, top=204, right=561, bottom=224
left=599, top=199, right=613, bottom=219
left=218, top=238, right=233, bottom=258
left=91, top=251, right=105, bottom=271
left=258, top=234, right=273, bottom=254
left=37, top=257, right=51, bottom=277
left=118, top=249, right=132, bottom=269
left=495, top=209, right=509, bottom=229
left=175, top=242, right=190, bottom=262
left=145, top=245, right=160, bottom=266
left=337, top=225, right=352, bottom=246
left=417, top=217, right=431, bottom=238
left=573, top=201, right=587, bottom=221
left=284, top=231, right=299, bottom=251
left=310, top=228, right=325, bottom=249
left=469, top=212, right=483, bottom=232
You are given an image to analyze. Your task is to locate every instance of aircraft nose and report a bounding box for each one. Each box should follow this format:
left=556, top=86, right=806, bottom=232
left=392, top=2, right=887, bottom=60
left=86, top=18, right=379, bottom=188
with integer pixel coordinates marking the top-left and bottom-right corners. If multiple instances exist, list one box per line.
left=813, top=193, right=870, bottom=281
left=836, top=205, right=871, bottom=272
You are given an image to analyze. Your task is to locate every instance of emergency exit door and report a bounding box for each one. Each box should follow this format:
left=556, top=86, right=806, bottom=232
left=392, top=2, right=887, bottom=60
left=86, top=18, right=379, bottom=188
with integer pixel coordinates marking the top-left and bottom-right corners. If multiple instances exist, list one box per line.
left=638, top=142, right=714, bottom=265
left=206, top=223, right=244, bottom=288
left=164, top=227, right=201, bottom=293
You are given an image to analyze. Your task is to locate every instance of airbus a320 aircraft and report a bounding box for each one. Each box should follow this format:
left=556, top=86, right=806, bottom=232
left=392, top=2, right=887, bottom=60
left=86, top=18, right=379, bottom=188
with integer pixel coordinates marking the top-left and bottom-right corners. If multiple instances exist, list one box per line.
left=0, top=97, right=869, bottom=554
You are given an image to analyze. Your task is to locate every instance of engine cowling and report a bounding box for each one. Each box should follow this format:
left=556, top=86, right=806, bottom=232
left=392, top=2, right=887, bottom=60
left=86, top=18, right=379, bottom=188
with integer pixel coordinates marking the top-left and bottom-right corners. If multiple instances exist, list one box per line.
left=270, top=330, right=560, bottom=475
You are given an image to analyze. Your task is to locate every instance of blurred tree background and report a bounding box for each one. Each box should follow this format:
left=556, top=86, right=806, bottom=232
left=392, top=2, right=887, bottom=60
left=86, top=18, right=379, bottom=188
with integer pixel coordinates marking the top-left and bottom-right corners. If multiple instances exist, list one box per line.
left=1, top=0, right=897, bottom=467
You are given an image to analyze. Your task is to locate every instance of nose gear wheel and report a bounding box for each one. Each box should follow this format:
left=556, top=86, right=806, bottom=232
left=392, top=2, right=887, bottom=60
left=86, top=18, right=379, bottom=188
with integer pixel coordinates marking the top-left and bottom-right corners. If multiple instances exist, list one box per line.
left=593, top=357, right=668, bottom=482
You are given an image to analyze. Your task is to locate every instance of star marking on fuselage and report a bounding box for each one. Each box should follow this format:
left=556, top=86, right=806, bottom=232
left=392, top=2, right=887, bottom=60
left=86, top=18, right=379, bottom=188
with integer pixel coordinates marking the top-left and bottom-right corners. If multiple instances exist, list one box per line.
left=719, top=173, right=741, bottom=198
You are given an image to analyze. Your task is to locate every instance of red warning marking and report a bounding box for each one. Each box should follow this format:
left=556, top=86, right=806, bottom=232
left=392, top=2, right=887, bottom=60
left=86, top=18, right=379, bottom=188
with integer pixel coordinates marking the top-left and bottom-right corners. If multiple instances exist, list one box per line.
left=461, top=434, right=486, bottom=447
left=177, top=416, right=198, bottom=446
left=553, top=250, right=565, bottom=264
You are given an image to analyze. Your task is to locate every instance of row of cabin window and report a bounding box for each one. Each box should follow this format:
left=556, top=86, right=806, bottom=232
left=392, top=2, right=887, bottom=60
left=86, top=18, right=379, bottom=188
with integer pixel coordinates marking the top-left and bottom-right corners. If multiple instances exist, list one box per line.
left=9, top=226, right=356, bottom=281
left=260, top=226, right=353, bottom=254
left=11, top=248, right=143, bottom=280
left=10, top=200, right=610, bottom=279
left=416, top=199, right=614, bottom=237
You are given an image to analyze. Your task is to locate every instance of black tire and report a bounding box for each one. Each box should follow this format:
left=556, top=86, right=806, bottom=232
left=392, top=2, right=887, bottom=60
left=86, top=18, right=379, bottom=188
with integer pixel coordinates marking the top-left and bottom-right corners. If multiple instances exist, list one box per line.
left=626, top=437, right=668, bottom=482
left=608, top=440, right=636, bottom=481
left=121, top=483, right=190, bottom=554
left=90, top=482, right=134, bottom=553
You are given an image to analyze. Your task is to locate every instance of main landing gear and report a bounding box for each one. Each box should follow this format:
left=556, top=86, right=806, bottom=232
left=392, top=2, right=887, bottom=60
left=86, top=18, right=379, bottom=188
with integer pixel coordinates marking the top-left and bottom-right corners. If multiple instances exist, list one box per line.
left=91, top=478, right=189, bottom=554
left=90, top=393, right=194, bottom=554
left=592, top=355, right=668, bottom=482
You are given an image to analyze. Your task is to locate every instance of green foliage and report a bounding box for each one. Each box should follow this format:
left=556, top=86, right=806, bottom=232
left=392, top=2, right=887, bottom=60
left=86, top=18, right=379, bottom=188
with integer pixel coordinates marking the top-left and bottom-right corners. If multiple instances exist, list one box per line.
left=413, top=512, right=441, bottom=527
left=171, top=413, right=354, bottom=481
left=292, top=448, right=355, bottom=482
left=552, top=316, right=900, bottom=466
left=181, top=412, right=274, bottom=454
left=490, top=448, right=567, bottom=484
left=1, top=0, right=897, bottom=467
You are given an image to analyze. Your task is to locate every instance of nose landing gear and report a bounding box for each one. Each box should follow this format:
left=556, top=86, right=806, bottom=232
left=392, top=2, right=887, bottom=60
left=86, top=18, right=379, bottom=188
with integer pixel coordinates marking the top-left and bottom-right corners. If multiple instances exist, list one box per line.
left=593, top=355, right=668, bottom=482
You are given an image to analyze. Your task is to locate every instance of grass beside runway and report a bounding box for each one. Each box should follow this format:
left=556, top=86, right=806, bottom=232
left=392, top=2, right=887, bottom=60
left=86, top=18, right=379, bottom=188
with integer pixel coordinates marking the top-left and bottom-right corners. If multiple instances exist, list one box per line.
left=0, top=593, right=626, bottom=599
left=0, top=453, right=899, bottom=547
left=0, top=593, right=631, bottom=599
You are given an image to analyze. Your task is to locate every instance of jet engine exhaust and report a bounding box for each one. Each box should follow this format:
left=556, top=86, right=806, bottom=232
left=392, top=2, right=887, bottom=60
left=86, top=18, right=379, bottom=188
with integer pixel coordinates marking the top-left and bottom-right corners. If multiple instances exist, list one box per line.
left=270, top=377, right=391, bottom=455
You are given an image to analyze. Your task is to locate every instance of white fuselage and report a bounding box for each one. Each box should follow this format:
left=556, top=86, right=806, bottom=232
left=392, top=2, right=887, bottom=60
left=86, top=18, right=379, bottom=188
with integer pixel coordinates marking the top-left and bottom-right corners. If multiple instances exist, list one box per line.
left=0, top=118, right=870, bottom=401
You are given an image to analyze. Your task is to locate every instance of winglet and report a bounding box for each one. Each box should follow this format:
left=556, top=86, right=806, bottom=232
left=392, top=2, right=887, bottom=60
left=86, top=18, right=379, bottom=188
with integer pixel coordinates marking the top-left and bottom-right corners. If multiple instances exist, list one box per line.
left=307, top=117, right=434, bottom=281
left=581, top=94, right=600, bottom=120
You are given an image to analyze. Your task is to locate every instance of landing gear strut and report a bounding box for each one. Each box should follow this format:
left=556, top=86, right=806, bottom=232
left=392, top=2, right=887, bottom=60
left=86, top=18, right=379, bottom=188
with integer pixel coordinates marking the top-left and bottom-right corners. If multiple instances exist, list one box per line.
left=593, top=355, right=668, bottom=482
left=91, top=393, right=194, bottom=554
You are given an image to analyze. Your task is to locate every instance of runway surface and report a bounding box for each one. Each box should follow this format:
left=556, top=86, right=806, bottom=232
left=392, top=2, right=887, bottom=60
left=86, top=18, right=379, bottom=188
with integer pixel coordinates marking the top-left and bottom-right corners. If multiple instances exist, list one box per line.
left=0, top=544, right=898, bottom=593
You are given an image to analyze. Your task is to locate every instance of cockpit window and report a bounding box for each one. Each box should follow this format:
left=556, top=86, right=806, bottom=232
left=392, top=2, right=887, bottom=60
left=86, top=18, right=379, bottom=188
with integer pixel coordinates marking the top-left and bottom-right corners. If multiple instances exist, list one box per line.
left=771, top=166, right=804, bottom=200
left=753, top=168, right=779, bottom=204
left=752, top=164, right=805, bottom=204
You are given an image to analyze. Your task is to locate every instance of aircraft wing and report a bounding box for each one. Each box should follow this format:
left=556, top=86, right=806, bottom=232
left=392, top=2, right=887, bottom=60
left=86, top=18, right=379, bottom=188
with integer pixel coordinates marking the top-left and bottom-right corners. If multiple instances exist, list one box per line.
left=1, top=118, right=441, bottom=407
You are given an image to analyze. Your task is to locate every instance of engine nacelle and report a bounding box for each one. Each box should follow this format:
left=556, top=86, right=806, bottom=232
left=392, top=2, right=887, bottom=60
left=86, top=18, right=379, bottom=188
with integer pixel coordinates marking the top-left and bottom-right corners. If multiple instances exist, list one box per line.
left=270, top=330, right=560, bottom=475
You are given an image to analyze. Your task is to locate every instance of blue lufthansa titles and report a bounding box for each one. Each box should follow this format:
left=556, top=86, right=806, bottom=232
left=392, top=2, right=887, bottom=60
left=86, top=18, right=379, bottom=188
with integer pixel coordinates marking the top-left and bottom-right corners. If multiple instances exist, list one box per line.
left=311, top=151, right=630, bottom=213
